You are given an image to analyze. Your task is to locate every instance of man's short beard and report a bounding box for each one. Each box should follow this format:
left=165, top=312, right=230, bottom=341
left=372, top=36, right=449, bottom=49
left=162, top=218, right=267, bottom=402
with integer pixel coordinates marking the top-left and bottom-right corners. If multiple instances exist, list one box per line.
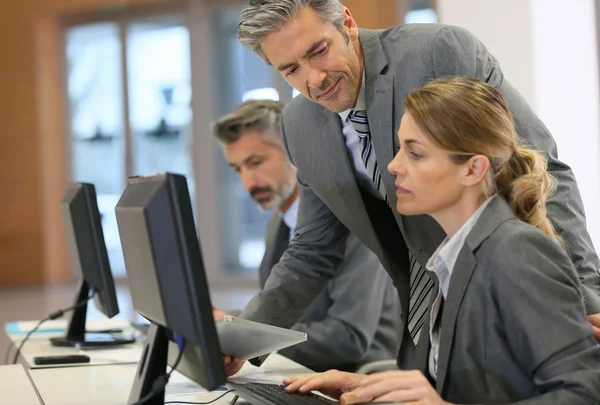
left=254, top=181, right=295, bottom=212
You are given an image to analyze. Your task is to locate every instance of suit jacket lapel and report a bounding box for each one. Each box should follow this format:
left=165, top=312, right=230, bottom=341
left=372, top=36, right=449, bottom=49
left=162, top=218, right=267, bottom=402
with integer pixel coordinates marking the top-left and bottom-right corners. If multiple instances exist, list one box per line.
left=435, top=196, right=515, bottom=392
left=368, top=75, right=397, bottom=202
left=360, top=30, right=447, bottom=259
left=360, top=30, right=405, bottom=231
left=435, top=248, right=477, bottom=393
left=414, top=313, right=432, bottom=374
left=313, top=110, right=384, bottom=258
left=414, top=276, right=438, bottom=377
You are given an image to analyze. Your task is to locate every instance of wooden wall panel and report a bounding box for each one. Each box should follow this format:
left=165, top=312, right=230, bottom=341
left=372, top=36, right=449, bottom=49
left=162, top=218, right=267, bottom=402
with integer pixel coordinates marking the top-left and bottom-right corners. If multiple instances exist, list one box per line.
left=0, top=0, right=176, bottom=286
left=343, top=0, right=405, bottom=29
left=0, top=0, right=406, bottom=285
left=0, top=2, right=44, bottom=285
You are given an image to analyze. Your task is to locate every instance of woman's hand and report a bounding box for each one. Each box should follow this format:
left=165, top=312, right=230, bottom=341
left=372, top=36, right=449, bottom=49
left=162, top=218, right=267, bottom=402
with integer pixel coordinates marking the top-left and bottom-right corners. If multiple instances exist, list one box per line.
left=340, top=370, right=451, bottom=405
left=283, top=370, right=367, bottom=400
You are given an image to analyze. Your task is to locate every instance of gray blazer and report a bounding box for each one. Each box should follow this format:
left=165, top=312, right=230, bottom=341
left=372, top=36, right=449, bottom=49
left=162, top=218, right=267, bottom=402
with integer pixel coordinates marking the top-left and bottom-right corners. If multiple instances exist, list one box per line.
left=240, top=24, right=600, bottom=365
left=259, top=213, right=399, bottom=372
left=414, top=196, right=600, bottom=404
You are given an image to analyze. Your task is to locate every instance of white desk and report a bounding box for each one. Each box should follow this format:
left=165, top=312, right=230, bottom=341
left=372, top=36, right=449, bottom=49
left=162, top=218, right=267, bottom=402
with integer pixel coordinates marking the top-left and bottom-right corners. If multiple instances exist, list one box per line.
left=0, top=364, right=43, bottom=404
left=5, top=319, right=145, bottom=369
left=30, top=354, right=313, bottom=405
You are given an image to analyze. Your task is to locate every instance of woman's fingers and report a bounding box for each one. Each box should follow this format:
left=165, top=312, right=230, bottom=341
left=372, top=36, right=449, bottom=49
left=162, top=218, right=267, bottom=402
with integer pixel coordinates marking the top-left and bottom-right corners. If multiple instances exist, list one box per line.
left=284, top=370, right=366, bottom=397
left=340, top=370, right=441, bottom=405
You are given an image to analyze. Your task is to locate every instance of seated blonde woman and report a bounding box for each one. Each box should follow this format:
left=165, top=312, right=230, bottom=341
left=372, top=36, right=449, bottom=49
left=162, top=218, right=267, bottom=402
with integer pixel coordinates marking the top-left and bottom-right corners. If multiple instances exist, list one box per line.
left=283, top=77, right=600, bottom=404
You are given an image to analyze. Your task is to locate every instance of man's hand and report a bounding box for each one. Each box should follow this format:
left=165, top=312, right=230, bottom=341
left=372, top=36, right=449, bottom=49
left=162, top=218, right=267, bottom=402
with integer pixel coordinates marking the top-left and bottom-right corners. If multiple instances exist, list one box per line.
left=224, top=355, right=245, bottom=376
left=212, top=305, right=231, bottom=320
left=212, top=306, right=246, bottom=376
left=588, top=313, right=600, bottom=341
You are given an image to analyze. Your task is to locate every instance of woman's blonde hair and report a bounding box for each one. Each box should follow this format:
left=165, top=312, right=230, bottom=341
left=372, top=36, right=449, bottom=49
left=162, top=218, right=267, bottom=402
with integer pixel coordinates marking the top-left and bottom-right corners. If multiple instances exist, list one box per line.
left=403, top=76, right=561, bottom=243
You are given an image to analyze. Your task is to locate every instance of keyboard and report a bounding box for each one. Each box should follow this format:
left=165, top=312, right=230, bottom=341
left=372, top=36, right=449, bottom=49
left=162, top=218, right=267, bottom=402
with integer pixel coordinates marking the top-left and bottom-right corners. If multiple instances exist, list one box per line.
left=227, top=382, right=337, bottom=405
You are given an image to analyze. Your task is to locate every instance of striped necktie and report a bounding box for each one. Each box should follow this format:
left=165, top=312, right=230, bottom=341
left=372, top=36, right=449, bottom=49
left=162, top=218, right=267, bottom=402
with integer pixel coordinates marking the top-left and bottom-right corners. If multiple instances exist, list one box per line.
left=349, top=110, right=387, bottom=200
left=350, top=110, right=434, bottom=346
left=408, top=255, right=435, bottom=345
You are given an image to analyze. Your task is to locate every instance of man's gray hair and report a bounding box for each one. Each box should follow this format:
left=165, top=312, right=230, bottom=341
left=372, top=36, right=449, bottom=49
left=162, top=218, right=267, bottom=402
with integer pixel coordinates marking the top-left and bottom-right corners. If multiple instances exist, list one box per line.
left=212, top=99, right=284, bottom=148
left=237, top=0, right=346, bottom=64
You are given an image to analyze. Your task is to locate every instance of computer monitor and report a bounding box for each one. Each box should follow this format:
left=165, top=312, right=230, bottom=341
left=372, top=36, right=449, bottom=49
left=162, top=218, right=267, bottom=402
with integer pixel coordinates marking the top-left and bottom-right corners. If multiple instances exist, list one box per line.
left=115, top=173, right=226, bottom=404
left=51, top=183, right=136, bottom=348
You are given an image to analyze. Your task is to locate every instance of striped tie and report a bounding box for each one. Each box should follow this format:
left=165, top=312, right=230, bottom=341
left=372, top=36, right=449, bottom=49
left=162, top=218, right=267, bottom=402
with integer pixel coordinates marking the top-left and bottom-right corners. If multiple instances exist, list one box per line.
left=408, top=255, right=435, bottom=345
left=350, top=110, right=433, bottom=345
left=349, top=110, right=387, bottom=200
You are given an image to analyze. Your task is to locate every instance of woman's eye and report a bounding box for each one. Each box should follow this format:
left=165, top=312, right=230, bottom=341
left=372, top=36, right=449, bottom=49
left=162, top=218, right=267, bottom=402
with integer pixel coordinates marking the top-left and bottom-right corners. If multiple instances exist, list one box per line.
left=410, top=151, right=423, bottom=160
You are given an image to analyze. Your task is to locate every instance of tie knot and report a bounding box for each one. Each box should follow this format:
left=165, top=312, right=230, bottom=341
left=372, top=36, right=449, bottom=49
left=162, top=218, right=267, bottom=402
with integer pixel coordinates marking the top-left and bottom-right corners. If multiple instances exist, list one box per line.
left=350, top=109, right=368, bottom=121
left=349, top=110, right=370, bottom=139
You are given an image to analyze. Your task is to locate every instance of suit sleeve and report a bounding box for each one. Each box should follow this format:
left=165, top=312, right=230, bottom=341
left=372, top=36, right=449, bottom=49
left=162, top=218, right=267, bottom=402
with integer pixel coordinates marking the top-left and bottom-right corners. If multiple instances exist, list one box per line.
left=491, top=231, right=600, bottom=405
left=279, top=234, right=396, bottom=368
left=239, top=112, right=352, bottom=365
left=432, top=25, right=600, bottom=313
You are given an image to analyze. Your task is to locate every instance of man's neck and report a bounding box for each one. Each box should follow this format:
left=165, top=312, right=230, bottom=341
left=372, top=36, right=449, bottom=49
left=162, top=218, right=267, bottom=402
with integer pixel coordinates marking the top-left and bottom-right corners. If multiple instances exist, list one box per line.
left=279, top=185, right=299, bottom=214
left=353, top=40, right=365, bottom=108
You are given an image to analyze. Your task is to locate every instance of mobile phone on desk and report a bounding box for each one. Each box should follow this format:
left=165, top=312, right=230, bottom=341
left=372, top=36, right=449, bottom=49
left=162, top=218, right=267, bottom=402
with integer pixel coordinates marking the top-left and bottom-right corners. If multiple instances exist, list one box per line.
left=34, top=354, right=90, bottom=365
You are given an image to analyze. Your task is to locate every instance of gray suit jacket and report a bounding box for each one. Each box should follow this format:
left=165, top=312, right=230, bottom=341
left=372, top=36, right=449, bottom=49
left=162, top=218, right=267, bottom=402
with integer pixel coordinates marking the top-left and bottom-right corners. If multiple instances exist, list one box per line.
left=414, top=196, right=600, bottom=404
left=240, top=24, right=600, bottom=366
left=258, top=212, right=399, bottom=372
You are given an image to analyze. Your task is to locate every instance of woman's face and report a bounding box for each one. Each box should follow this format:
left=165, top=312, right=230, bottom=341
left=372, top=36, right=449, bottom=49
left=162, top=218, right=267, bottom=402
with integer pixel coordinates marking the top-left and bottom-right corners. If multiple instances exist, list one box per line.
left=387, top=112, right=472, bottom=217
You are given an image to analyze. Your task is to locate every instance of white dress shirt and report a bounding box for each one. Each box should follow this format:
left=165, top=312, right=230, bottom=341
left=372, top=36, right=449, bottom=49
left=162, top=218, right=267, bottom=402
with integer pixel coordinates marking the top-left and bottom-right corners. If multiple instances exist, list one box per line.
left=337, top=75, right=381, bottom=197
left=426, top=196, right=496, bottom=380
left=279, top=197, right=299, bottom=241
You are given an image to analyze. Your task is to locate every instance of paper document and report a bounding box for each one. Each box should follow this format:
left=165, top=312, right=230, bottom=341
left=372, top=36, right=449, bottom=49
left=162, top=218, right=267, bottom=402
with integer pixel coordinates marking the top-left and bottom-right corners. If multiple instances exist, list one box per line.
left=6, top=318, right=132, bottom=335
left=217, top=317, right=306, bottom=360
left=167, top=371, right=229, bottom=395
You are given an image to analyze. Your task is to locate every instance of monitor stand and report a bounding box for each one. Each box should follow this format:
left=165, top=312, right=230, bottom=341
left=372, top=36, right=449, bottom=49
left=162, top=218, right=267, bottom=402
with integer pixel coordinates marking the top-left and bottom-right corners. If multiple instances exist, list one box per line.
left=49, top=280, right=136, bottom=348
left=128, top=323, right=169, bottom=405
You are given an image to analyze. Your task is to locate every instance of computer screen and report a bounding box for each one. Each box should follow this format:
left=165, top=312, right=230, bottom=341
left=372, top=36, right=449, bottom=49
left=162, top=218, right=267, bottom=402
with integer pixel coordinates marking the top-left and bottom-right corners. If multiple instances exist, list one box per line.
left=53, top=183, right=134, bottom=347
left=115, top=172, right=226, bottom=401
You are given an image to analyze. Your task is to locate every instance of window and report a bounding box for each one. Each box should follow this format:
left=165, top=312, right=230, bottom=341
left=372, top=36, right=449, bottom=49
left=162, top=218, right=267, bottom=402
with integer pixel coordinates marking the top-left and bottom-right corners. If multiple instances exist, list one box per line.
left=243, top=87, right=280, bottom=102
left=126, top=19, right=194, bottom=198
left=405, top=8, right=438, bottom=23
left=210, top=6, right=281, bottom=274
left=66, top=23, right=126, bottom=277
left=65, top=15, right=192, bottom=278
left=405, top=0, right=438, bottom=23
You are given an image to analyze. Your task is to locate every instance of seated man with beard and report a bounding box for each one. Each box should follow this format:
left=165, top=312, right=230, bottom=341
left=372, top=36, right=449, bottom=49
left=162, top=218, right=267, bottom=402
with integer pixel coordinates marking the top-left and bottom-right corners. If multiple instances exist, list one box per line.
left=212, top=100, right=399, bottom=372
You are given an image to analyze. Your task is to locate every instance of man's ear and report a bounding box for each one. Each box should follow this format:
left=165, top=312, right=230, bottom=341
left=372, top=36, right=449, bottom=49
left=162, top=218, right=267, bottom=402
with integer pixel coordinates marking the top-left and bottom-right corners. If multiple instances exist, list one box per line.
left=462, top=155, right=490, bottom=187
left=342, top=6, right=359, bottom=41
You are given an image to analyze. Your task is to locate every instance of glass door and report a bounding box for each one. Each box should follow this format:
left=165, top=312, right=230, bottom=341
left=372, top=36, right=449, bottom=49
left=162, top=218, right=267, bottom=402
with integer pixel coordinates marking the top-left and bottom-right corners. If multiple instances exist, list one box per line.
left=126, top=17, right=194, bottom=199
left=210, top=4, right=288, bottom=274
left=65, top=12, right=192, bottom=278
left=65, top=22, right=127, bottom=277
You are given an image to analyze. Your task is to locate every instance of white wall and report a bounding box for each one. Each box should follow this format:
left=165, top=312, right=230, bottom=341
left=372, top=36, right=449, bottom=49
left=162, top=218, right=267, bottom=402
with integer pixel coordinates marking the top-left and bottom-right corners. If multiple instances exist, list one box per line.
left=437, top=0, right=536, bottom=106
left=530, top=0, right=600, bottom=247
left=437, top=0, right=600, bottom=250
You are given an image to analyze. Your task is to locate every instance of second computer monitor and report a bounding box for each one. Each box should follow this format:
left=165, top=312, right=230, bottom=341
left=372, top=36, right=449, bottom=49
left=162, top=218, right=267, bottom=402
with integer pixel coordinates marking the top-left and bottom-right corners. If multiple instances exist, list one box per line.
left=53, top=182, right=134, bottom=347
left=115, top=172, right=226, bottom=402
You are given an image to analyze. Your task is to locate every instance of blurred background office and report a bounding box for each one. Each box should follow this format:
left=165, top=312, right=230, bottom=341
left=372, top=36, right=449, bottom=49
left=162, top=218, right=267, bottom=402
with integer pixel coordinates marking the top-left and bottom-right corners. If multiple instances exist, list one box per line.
left=0, top=0, right=599, bottom=352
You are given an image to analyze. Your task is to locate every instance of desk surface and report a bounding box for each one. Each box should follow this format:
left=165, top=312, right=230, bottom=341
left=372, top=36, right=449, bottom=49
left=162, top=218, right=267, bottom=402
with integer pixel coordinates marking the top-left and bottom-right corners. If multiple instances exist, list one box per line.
left=0, top=364, right=43, bottom=405
left=30, top=354, right=313, bottom=405
left=5, top=319, right=145, bottom=369
left=12, top=336, right=144, bottom=369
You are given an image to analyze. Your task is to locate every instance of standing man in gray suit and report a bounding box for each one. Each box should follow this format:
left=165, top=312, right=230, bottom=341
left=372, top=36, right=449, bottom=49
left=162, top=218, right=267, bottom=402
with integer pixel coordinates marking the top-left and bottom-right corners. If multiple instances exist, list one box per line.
left=223, top=0, right=600, bottom=374
left=212, top=99, right=399, bottom=372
